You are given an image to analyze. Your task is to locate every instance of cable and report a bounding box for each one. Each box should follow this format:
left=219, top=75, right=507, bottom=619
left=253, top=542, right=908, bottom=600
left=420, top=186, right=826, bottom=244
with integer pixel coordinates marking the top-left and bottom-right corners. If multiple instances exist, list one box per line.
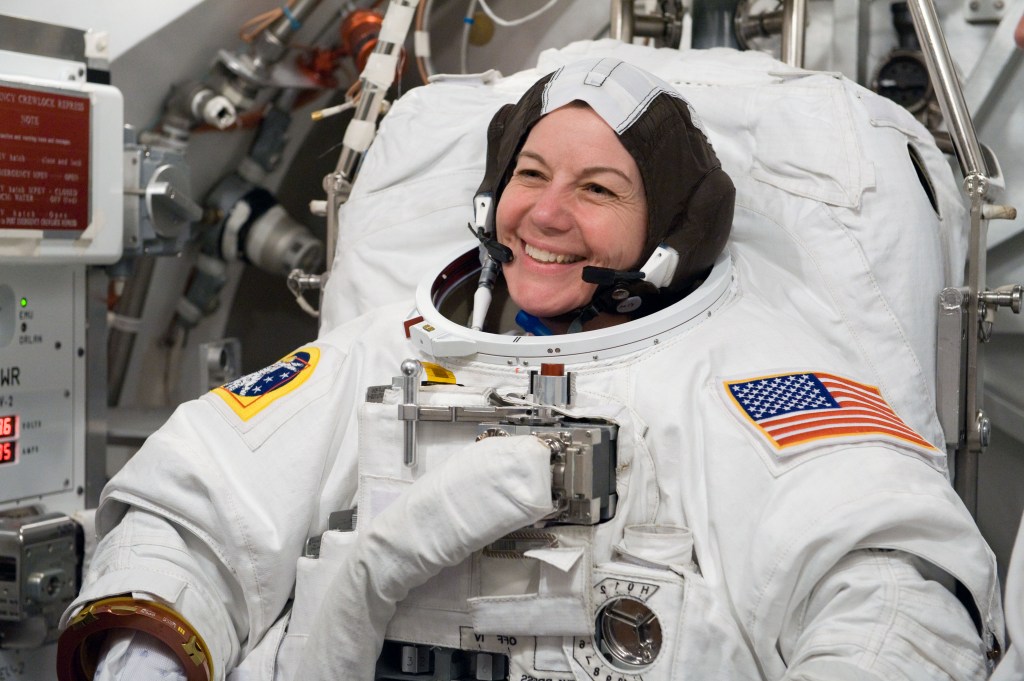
left=460, top=0, right=562, bottom=73
left=461, top=0, right=478, bottom=74
left=414, top=0, right=436, bottom=84
left=311, top=100, right=356, bottom=121
left=239, top=1, right=300, bottom=43
left=476, top=0, right=561, bottom=27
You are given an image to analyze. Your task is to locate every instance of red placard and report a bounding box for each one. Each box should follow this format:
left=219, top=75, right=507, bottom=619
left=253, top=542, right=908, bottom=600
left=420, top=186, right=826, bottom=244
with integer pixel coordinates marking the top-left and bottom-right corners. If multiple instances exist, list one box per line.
left=0, top=83, right=90, bottom=232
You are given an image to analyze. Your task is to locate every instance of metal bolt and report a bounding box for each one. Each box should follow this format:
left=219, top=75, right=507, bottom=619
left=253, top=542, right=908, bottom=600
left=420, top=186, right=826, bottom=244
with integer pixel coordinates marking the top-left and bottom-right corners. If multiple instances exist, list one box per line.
left=994, top=0, right=1004, bottom=9
left=940, top=287, right=965, bottom=311
left=977, top=413, right=992, bottom=448
left=969, top=1, right=979, bottom=9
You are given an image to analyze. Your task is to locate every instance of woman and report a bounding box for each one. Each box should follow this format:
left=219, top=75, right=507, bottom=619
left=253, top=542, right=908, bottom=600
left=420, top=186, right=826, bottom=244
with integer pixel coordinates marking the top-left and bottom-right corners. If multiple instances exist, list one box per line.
left=59, top=58, right=1001, bottom=681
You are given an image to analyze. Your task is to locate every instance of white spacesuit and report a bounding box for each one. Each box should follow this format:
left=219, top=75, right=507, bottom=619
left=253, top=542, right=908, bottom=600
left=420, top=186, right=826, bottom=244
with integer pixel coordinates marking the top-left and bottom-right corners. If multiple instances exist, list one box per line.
left=58, top=54, right=1003, bottom=681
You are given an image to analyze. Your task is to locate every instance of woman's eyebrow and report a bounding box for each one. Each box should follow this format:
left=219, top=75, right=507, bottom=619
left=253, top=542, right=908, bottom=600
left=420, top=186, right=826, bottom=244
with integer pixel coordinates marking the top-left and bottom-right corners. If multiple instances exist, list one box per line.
left=518, top=150, right=633, bottom=183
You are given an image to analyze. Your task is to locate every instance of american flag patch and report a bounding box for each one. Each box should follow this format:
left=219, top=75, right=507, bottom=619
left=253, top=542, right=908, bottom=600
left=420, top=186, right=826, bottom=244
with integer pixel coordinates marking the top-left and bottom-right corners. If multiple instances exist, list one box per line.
left=725, top=371, right=936, bottom=451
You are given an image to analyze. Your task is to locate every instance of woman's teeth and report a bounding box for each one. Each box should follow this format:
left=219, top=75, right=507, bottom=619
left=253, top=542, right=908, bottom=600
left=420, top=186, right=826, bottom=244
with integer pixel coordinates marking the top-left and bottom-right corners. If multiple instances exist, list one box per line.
left=524, top=243, right=583, bottom=264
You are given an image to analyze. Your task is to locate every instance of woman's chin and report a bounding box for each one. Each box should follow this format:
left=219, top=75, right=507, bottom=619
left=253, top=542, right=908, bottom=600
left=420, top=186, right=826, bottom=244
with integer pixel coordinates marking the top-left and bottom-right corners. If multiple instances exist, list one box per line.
left=508, top=282, right=590, bottom=320
left=516, top=293, right=580, bottom=318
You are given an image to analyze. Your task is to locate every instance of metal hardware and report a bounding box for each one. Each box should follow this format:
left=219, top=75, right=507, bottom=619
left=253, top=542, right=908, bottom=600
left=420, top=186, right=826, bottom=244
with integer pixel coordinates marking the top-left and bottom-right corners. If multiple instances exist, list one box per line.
left=979, top=284, right=1023, bottom=314
left=905, top=0, right=1022, bottom=517
left=610, top=0, right=687, bottom=47
left=977, top=411, right=992, bottom=448
left=906, top=0, right=989, bottom=185
left=482, top=529, right=558, bottom=559
left=595, top=597, right=663, bottom=669
left=511, top=424, right=617, bottom=526
left=780, top=0, right=808, bottom=66
left=734, top=3, right=784, bottom=48
left=198, top=337, right=242, bottom=393
left=732, top=0, right=806, bottom=67
left=936, top=288, right=968, bottom=448
left=0, top=509, right=81, bottom=647
left=391, top=360, right=618, bottom=526
left=964, top=0, right=1010, bottom=23
left=399, top=359, right=421, bottom=468
left=375, top=641, right=509, bottom=681
left=324, top=0, right=418, bottom=275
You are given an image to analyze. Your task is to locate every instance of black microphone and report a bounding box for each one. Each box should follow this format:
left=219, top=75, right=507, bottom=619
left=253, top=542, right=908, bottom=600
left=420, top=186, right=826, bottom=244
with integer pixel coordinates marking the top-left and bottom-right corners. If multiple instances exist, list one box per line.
left=467, top=223, right=513, bottom=263
left=581, top=266, right=645, bottom=286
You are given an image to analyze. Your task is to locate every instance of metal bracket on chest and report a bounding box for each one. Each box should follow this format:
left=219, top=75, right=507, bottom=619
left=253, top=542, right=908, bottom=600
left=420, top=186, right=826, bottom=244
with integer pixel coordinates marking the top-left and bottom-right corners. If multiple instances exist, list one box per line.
left=383, top=359, right=618, bottom=526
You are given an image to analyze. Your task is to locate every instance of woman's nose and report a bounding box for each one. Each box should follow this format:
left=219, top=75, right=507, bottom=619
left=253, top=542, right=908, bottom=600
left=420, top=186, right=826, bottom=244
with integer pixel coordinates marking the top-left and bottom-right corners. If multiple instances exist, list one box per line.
left=528, top=184, right=573, bottom=232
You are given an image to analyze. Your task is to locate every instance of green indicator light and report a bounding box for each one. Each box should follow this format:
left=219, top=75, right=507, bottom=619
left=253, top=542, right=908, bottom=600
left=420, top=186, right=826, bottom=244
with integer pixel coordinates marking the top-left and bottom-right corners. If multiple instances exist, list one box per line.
left=20, top=298, right=27, bottom=308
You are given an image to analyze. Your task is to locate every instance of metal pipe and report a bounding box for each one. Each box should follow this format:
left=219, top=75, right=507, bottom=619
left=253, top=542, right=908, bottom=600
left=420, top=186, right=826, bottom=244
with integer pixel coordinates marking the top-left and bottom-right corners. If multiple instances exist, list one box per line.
left=401, top=359, right=421, bottom=467
left=635, top=14, right=669, bottom=37
left=86, top=269, right=109, bottom=507
left=780, top=0, right=807, bottom=67
left=904, top=0, right=995, bottom=517
left=108, top=256, right=156, bottom=406
left=735, top=8, right=784, bottom=47
left=905, top=0, right=989, bottom=185
left=324, top=0, right=417, bottom=277
left=610, top=0, right=635, bottom=42
left=955, top=199, right=987, bottom=517
left=269, top=0, right=323, bottom=42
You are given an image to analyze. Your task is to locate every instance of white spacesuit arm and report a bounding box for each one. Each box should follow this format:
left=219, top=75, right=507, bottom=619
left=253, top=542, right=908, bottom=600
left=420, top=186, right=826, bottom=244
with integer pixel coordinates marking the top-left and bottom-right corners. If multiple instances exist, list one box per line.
left=293, top=434, right=555, bottom=681
left=94, top=629, right=188, bottom=681
left=780, top=548, right=989, bottom=681
left=61, top=506, right=243, bottom=680
left=990, top=509, right=1024, bottom=680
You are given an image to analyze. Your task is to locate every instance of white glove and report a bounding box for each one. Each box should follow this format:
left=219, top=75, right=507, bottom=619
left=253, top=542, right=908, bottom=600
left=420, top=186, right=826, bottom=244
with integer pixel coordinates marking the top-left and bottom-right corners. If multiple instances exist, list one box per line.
left=94, top=628, right=188, bottom=681
left=293, top=434, right=554, bottom=681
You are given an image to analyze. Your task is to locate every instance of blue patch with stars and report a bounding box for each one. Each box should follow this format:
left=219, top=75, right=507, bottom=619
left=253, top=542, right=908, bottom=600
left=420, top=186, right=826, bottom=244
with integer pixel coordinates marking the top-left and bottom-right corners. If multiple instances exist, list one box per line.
left=212, top=347, right=320, bottom=421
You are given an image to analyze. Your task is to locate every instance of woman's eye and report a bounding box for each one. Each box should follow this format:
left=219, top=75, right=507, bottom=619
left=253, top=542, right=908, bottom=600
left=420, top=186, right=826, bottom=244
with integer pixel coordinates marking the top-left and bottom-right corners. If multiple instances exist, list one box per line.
left=585, top=183, right=614, bottom=197
left=516, top=168, right=543, bottom=179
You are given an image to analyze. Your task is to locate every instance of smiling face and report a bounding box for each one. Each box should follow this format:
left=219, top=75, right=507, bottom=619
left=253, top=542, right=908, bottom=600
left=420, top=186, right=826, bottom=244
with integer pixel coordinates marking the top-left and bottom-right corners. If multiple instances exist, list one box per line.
left=495, top=104, right=648, bottom=320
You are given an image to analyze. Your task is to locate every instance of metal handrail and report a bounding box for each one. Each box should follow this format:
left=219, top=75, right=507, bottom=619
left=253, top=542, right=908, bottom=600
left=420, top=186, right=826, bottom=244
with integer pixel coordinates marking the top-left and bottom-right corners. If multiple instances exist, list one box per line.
left=906, top=0, right=990, bottom=189
left=780, top=0, right=807, bottom=67
left=905, top=0, right=1015, bottom=517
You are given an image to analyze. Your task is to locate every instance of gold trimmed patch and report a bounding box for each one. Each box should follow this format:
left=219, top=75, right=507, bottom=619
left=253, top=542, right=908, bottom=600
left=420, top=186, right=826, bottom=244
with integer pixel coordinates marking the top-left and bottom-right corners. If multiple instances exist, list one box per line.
left=212, top=347, right=320, bottom=421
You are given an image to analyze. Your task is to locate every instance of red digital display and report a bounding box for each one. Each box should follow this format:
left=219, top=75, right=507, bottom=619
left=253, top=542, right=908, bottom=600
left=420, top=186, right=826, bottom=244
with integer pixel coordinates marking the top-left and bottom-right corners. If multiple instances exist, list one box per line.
left=0, top=414, right=17, bottom=466
left=0, top=414, right=15, bottom=439
left=0, top=83, right=90, bottom=232
left=0, top=440, right=14, bottom=465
